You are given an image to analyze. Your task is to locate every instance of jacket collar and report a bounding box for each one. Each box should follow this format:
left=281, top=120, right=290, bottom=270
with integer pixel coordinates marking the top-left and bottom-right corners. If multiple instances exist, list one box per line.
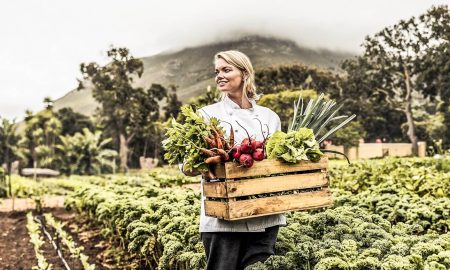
left=223, top=95, right=256, bottom=111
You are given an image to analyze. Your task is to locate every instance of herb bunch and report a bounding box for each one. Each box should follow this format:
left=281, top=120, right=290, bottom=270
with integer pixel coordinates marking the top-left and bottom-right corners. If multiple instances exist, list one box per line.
left=162, top=105, right=223, bottom=173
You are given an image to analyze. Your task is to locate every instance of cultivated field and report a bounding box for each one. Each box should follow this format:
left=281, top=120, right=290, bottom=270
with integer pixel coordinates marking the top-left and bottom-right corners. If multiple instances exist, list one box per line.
left=1, top=157, right=449, bottom=270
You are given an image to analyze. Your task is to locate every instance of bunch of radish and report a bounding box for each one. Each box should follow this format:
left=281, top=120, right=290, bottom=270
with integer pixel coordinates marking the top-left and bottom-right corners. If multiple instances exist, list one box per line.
left=230, top=120, right=268, bottom=168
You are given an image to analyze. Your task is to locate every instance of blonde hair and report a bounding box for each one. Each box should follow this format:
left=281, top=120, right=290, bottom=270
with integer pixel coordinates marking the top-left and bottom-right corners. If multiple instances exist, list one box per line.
left=214, top=50, right=260, bottom=101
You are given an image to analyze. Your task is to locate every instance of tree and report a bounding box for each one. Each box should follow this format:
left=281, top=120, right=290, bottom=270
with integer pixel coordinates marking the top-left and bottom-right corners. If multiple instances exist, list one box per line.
left=0, top=118, right=23, bottom=196
left=188, top=86, right=221, bottom=109
left=340, top=57, right=406, bottom=142
left=43, top=96, right=54, bottom=110
left=255, top=64, right=342, bottom=98
left=21, top=106, right=62, bottom=170
left=78, top=47, right=168, bottom=171
left=0, top=167, right=5, bottom=197
left=56, top=128, right=117, bottom=175
left=163, top=85, right=182, bottom=120
left=258, top=89, right=318, bottom=131
left=415, top=6, right=450, bottom=148
left=331, top=121, right=366, bottom=154
left=346, top=5, right=449, bottom=154
left=55, top=107, right=95, bottom=136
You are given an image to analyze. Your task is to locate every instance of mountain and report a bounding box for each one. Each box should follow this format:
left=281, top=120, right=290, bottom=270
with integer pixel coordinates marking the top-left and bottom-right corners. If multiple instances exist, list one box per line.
left=53, top=35, right=353, bottom=116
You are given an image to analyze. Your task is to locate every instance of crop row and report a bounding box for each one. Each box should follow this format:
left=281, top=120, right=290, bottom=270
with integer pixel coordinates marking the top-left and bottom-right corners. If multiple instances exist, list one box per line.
left=26, top=212, right=53, bottom=270
left=4, top=169, right=198, bottom=199
left=65, top=185, right=204, bottom=270
left=43, top=213, right=96, bottom=270
left=64, top=157, right=450, bottom=269
left=249, top=207, right=450, bottom=269
left=329, top=157, right=450, bottom=197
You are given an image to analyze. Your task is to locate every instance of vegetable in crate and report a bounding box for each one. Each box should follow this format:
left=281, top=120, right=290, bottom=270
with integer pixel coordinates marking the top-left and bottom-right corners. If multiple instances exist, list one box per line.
left=289, top=93, right=356, bottom=143
left=163, top=105, right=230, bottom=173
left=266, top=128, right=323, bottom=163
left=266, top=93, right=355, bottom=163
left=232, top=119, right=268, bottom=168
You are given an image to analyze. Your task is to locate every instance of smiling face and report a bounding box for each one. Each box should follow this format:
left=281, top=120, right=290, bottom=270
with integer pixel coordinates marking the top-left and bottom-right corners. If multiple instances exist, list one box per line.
left=214, top=58, right=244, bottom=96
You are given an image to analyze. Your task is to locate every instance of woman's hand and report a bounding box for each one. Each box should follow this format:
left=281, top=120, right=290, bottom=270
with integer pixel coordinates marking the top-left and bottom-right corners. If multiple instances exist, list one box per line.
left=201, top=169, right=217, bottom=181
left=181, top=161, right=217, bottom=180
left=182, top=165, right=201, bottom=177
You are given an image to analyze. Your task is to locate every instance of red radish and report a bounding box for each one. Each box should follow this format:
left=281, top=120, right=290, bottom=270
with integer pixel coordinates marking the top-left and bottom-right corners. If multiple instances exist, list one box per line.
left=231, top=147, right=242, bottom=160
left=253, top=118, right=269, bottom=148
left=252, top=148, right=265, bottom=161
left=240, top=138, right=255, bottom=153
left=239, top=154, right=254, bottom=168
left=252, top=140, right=264, bottom=150
left=235, top=120, right=255, bottom=153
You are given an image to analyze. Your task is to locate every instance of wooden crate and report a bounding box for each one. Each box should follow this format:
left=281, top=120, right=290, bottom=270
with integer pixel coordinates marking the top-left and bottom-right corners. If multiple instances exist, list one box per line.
left=203, top=157, right=332, bottom=220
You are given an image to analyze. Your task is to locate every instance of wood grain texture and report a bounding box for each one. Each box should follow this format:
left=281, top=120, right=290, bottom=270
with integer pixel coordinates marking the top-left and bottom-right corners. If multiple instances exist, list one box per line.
left=204, top=200, right=229, bottom=220
left=203, top=172, right=328, bottom=198
left=203, top=182, right=228, bottom=198
left=204, top=188, right=332, bottom=220
left=212, top=157, right=328, bottom=179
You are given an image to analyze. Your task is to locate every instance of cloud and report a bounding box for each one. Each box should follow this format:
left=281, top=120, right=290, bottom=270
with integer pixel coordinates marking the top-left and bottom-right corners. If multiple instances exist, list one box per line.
left=0, top=0, right=446, bottom=120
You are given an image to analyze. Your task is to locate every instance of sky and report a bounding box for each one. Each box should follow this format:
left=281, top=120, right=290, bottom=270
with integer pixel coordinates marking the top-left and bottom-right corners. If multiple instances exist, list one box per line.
left=0, top=0, right=448, bottom=121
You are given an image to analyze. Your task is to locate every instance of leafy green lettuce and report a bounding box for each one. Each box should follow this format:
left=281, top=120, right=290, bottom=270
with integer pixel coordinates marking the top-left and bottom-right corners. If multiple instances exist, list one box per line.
left=265, top=128, right=323, bottom=163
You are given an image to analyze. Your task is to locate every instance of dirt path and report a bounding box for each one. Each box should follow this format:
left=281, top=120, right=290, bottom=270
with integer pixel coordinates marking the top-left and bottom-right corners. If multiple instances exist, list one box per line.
left=0, top=196, right=65, bottom=212
left=0, top=208, right=120, bottom=270
left=0, top=211, right=37, bottom=270
left=51, top=208, right=139, bottom=269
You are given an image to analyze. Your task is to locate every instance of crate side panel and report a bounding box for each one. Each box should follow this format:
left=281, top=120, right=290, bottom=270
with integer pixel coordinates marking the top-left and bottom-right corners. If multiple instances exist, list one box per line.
left=226, top=172, right=328, bottom=197
left=203, top=182, right=228, bottom=198
left=204, top=200, right=229, bottom=219
left=227, top=188, right=332, bottom=220
left=214, top=157, right=328, bottom=179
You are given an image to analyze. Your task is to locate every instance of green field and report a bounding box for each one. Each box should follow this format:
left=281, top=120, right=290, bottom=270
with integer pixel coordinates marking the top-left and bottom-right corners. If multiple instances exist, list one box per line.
left=5, top=157, right=449, bottom=269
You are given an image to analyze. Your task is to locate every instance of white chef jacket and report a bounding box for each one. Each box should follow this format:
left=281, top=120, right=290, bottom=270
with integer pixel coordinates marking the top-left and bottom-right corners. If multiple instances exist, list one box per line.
left=196, top=95, right=287, bottom=232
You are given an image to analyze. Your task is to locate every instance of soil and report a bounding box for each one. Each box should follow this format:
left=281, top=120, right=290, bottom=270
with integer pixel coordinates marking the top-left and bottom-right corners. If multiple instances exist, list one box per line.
left=0, top=207, right=124, bottom=270
left=0, top=211, right=37, bottom=270
left=50, top=208, right=135, bottom=270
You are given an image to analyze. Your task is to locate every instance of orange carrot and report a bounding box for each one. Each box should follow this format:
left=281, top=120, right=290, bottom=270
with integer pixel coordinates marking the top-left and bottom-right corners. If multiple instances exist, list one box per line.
left=216, top=148, right=229, bottom=161
left=213, top=129, right=223, bottom=149
left=204, top=136, right=216, bottom=148
left=205, top=155, right=221, bottom=164
left=200, top=148, right=216, bottom=157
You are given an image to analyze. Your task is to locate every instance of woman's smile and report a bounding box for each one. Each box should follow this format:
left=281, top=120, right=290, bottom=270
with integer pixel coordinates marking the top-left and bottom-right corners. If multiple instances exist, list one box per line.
left=214, top=58, right=243, bottom=94
left=218, top=80, right=228, bottom=87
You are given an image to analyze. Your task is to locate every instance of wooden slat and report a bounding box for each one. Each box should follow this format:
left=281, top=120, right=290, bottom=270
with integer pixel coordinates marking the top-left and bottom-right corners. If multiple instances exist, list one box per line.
left=213, top=157, right=328, bottom=179
left=203, top=182, right=228, bottom=198
left=226, top=188, right=332, bottom=220
left=225, top=172, right=328, bottom=198
left=203, top=171, right=328, bottom=198
left=204, top=200, right=229, bottom=220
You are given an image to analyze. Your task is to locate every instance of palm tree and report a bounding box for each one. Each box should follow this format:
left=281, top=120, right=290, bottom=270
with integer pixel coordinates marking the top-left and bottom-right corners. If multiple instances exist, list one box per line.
left=43, top=96, right=54, bottom=110
left=44, top=116, right=62, bottom=158
left=56, top=128, right=117, bottom=175
left=0, top=118, right=23, bottom=197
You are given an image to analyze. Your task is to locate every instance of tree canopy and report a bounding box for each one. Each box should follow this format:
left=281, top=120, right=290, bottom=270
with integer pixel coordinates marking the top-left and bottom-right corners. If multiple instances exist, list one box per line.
left=78, top=47, right=168, bottom=171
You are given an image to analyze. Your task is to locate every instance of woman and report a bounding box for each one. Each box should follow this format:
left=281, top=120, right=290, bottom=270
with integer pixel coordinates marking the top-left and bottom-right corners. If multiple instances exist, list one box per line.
left=182, top=50, right=286, bottom=270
